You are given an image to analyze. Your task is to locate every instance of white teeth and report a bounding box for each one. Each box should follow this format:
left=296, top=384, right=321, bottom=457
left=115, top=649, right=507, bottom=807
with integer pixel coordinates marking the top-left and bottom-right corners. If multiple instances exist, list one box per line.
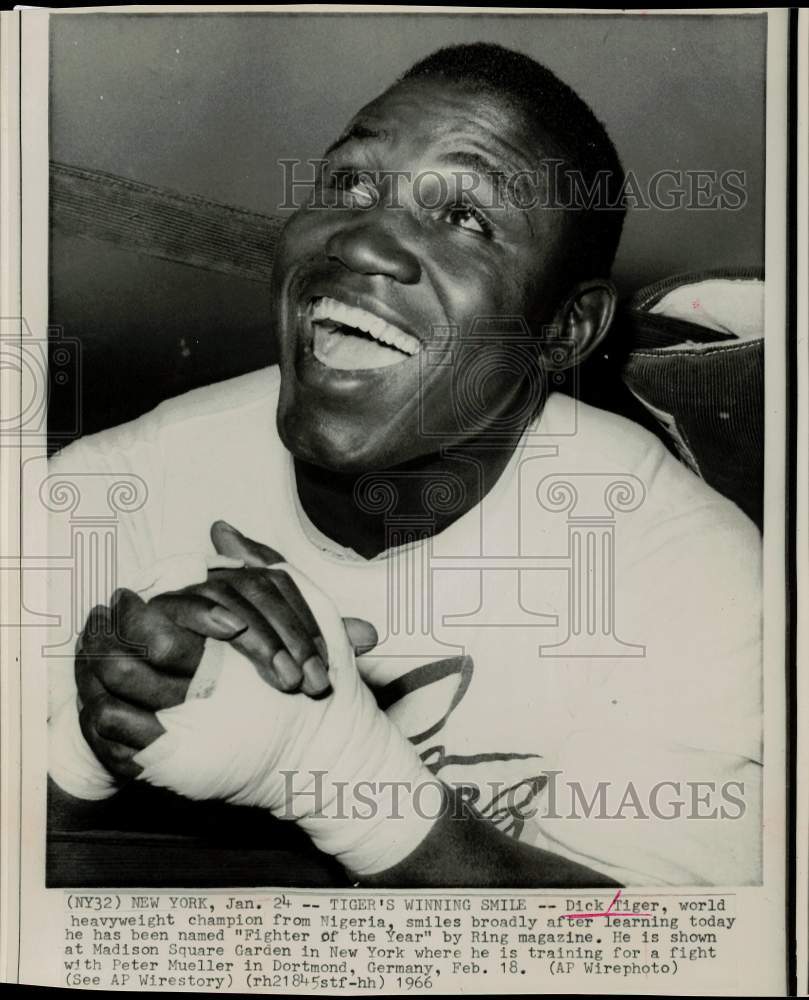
left=309, top=296, right=419, bottom=356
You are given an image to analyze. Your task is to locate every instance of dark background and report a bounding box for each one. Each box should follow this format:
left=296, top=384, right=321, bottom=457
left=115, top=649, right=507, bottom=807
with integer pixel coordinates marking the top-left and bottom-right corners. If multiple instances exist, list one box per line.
left=48, top=12, right=767, bottom=444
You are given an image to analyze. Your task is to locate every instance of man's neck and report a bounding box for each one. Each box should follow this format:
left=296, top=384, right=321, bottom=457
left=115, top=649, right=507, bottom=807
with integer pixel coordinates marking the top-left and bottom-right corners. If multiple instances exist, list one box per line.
left=293, top=433, right=526, bottom=561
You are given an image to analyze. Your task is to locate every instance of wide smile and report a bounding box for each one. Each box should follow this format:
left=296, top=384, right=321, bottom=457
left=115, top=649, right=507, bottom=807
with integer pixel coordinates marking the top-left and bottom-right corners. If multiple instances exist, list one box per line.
left=305, top=295, right=421, bottom=371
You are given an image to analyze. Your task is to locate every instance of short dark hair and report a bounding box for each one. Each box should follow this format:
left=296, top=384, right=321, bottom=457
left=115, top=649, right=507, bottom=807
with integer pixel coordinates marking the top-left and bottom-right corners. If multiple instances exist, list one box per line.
left=400, top=42, right=626, bottom=282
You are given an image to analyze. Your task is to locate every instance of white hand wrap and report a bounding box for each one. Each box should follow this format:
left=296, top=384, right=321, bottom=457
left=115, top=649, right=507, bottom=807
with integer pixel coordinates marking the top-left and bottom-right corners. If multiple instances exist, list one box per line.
left=49, top=553, right=247, bottom=801
left=134, top=563, right=441, bottom=876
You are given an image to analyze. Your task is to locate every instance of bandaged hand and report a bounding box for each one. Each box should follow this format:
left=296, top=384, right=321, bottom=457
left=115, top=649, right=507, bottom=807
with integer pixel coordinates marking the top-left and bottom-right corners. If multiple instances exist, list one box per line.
left=58, top=522, right=376, bottom=797
left=135, top=527, right=440, bottom=876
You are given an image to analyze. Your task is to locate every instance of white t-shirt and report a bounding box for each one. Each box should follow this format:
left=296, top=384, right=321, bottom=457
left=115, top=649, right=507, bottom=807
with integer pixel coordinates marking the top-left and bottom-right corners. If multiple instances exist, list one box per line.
left=47, top=366, right=762, bottom=886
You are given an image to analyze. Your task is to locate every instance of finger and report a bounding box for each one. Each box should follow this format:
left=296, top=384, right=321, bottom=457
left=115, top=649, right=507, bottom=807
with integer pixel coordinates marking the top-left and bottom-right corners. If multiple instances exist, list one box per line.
left=90, top=735, right=145, bottom=780
left=112, top=591, right=236, bottom=675
left=268, top=570, right=321, bottom=639
left=98, top=588, right=162, bottom=661
left=343, top=617, right=379, bottom=655
left=190, top=579, right=304, bottom=692
left=150, top=591, right=248, bottom=645
left=211, top=520, right=285, bottom=568
left=75, top=655, right=109, bottom=709
left=93, top=653, right=190, bottom=710
left=229, top=580, right=328, bottom=694
left=80, top=692, right=164, bottom=752
left=81, top=596, right=158, bottom=660
left=300, top=656, right=331, bottom=698
left=271, top=570, right=331, bottom=698
left=79, top=603, right=118, bottom=654
left=226, top=568, right=331, bottom=696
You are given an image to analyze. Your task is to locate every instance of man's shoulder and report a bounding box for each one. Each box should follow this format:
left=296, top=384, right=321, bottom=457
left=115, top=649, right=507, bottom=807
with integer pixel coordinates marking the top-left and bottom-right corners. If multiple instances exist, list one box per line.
left=123, top=366, right=280, bottom=441
left=540, top=391, right=674, bottom=481
left=540, top=392, right=759, bottom=545
left=52, top=367, right=281, bottom=468
left=537, top=395, right=760, bottom=655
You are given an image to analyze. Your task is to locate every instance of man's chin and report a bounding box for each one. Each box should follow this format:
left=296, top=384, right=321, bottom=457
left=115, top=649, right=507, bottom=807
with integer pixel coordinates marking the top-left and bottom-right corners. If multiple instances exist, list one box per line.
left=277, top=411, right=405, bottom=476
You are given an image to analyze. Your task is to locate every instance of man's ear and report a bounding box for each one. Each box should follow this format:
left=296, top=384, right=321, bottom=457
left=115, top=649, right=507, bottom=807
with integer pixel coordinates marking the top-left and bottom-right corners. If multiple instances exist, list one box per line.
left=546, top=280, right=617, bottom=371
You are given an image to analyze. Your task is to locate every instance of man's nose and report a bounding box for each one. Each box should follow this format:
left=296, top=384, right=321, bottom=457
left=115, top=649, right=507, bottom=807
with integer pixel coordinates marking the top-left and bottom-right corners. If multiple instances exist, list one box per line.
left=325, top=211, right=421, bottom=285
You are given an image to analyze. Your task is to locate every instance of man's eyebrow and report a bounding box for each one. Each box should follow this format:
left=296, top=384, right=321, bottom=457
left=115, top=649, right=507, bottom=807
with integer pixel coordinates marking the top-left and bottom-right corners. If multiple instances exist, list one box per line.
left=324, top=123, right=390, bottom=157
left=437, top=151, right=509, bottom=195
left=438, top=150, right=501, bottom=176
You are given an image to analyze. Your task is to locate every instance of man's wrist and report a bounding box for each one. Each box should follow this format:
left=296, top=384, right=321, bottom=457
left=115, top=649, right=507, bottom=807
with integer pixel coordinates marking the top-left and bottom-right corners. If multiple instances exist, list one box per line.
left=295, top=735, right=442, bottom=877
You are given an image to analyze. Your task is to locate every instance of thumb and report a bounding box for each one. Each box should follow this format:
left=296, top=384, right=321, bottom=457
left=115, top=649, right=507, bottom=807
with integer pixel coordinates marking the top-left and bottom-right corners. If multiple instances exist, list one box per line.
left=342, top=617, right=378, bottom=655
left=211, top=520, right=284, bottom=568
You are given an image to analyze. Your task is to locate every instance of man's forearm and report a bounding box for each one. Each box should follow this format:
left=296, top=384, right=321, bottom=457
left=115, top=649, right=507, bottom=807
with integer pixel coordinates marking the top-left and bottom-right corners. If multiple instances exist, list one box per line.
left=355, top=785, right=619, bottom=889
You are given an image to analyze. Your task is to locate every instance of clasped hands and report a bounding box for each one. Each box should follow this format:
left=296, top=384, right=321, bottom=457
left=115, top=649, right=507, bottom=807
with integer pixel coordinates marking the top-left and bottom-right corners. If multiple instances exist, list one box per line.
left=75, top=520, right=379, bottom=782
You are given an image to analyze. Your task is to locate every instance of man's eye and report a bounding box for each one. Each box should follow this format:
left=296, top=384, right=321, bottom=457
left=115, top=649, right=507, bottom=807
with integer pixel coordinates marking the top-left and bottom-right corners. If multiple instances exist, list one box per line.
left=443, top=205, right=492, bottom=237
left=330, top=170, right=376, bottom=207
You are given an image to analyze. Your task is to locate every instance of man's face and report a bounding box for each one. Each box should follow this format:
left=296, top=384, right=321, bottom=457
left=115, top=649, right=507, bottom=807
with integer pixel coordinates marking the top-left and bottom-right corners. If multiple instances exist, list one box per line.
left=272, top=78, right=571, bottom=473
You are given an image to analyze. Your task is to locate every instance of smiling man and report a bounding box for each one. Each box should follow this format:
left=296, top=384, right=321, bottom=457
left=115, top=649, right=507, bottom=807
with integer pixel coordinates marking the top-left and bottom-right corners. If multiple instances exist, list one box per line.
left=47, top=44, right=762, bottom=888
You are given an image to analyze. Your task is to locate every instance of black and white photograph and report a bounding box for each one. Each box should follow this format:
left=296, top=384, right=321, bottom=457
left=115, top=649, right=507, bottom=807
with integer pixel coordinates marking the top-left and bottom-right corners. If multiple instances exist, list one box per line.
left=40, top=8, right=773, bottom=892
left=0, top=5, right=800, bottom=996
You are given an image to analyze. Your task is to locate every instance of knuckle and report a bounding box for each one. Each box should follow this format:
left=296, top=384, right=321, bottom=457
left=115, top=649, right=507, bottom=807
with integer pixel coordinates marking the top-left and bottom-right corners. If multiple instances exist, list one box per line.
left=92, top=695, right=122, bottom=739
left=112, top=591, right=144, bottom=636
left=295, top=636, right=317, bottom=659
left=242, top=568, right=278, bottom=600
left=265, top=567, right=291, bottom=587
left=108, top=742, right=136, bottom=766
left=101, top=655, right=136, bottom=688
left=110, top=587, right=137, bottom=608
left=257, top=543, right=284, bottom=566
left=80, top=604, right=112, bottom=647
left=187, top=579, right=230, bottom=604
left=147, top=629, right=179, bottom=666
left=76, top=651, right=112, bottom=694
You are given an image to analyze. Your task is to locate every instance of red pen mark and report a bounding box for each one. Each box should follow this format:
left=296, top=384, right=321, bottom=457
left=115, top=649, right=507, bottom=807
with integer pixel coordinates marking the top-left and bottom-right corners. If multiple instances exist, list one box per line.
left=692, top=299, right=701, bottom=310
left=562, top=889, right=651, bottom=920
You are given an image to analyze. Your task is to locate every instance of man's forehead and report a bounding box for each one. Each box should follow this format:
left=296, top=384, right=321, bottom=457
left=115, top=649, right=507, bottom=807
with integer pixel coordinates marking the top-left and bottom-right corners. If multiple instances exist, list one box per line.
left=330, top=79, right=542, bottom=170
